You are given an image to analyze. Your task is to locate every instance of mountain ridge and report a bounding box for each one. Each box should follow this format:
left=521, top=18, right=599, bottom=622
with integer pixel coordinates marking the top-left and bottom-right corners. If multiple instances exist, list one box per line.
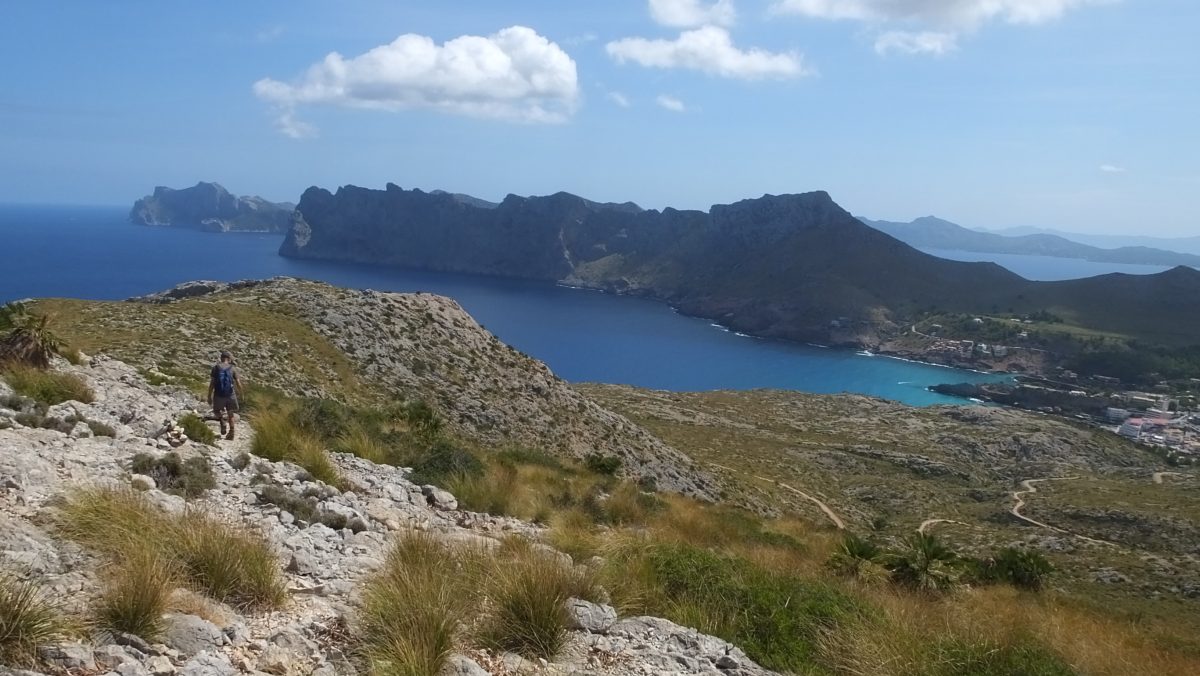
left=130, top=181, right=294, bottom=233
left=861, top=215, right=1200, bottom=268
left=280, top=184, right=1200, bottom=350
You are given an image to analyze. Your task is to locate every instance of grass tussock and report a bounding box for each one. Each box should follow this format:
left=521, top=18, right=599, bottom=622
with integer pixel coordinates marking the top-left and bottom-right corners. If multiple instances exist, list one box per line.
left=250, top=409, right=342, bottom=486
left=59, top=487, right=286, bottom=610
left=1, top=363, right=94, bottom=405
left=360, top=533, right=466, bottom=676
left=94, top=547, right=174, bottom=639
left=178, top=412, right=217, bottom=445
left=0, top=572, right=65, bottom=665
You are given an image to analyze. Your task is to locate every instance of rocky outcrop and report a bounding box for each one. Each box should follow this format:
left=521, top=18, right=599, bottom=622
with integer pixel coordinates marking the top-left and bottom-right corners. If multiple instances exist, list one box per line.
left=0, top=356, right=772, bottom=676
left=130, top=183, right=293, bottom=233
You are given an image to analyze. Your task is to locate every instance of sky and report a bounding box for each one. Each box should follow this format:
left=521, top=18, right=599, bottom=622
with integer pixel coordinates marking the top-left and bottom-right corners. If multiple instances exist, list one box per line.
left=1, top=0, right=1197, bottom=236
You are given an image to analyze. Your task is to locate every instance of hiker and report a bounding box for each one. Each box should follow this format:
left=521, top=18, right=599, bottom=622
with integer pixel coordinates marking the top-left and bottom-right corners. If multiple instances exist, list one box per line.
left=207, top=350, right=243, bottom=440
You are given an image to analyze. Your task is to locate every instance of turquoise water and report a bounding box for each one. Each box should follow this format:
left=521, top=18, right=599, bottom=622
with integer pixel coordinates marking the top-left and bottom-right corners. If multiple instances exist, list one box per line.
left=0, top=204, right=1010, bottom=405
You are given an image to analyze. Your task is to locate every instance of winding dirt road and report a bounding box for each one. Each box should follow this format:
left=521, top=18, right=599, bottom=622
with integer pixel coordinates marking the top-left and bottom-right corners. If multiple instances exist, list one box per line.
left=1011, top=477, right=1113, bottom=546
left=708, top=463, right=846, bottom=530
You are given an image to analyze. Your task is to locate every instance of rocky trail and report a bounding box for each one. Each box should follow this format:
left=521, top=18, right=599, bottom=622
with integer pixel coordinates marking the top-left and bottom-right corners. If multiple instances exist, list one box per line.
left=0, top=356, right=776, bottom=676
left=1152, top=472, right=1190, bottom=485
left=917, top=519, right=972, bottom=535
left=707, top=463, right=844, bottom=530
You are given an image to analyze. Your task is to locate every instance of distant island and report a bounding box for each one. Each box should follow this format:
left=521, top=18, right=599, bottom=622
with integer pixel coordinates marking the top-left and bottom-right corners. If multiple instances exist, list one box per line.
left=861, top=215, right=1200, bottom=268
left=280, top=184, right=1200, bottom=384
left=130, top=181, right=294, bottom=233
left=983, top=225, right=1200, bottom=257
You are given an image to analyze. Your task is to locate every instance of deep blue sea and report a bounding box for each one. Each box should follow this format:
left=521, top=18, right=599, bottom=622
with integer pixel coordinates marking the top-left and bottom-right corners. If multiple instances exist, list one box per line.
left=917, top=247, right=1172, bottom=280
left=0, top=204, right=1033, bottom=406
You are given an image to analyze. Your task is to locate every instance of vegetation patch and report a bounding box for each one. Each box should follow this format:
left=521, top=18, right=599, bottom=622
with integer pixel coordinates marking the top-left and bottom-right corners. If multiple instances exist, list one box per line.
left=255, top=484, right=362, bottom=532
left=0, top=572, right=65, bottom=666
left=93, top=548, right=174, bottom=640
left=1, top=364, right=94, bottom=405
left=130, top=452, right=216, bottom=498
left=59, top=487, right=286, bottom=610
left=922, top=636, right=1076, bottom=676
left=250, top=409, right=343, bottom=487
left=178, top=412, right=217, bottom=445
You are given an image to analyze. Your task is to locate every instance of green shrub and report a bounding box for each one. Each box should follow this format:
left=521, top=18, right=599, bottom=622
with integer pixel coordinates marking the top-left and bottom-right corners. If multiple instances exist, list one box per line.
left=400, top=400, right=443, bottom=440
left=178, top=413, right=217, bottom=445
left=827, top=533, right=884, bottom=578
left=446, top=467, right=516, bottom=516
left=972, top=547, right=1054, bottom=591
left=887, top=533, right=961, bottom=594
left=0, top=572, right=64, bottom=665
left=290, top=397, right=354, bottom=442
left=922, top=636, right=1075, bottom=676
left=130, top=452, right=216, bottom=499
left=255, top=484, right=360, bottom=531
left=2, top=364, right=94, bottom=405
left=0, top=302, right=62, bottom=368
left=334, top=424, right=388, bottom=464
left=86, top=419, right=116, bottom=437
left=408, top=440, right=483, bottom=486
left=250, top=410, right=342, bottom=487
left=94, top=547, right=174, bottom=640
left=230, top=452, right=252, bottom=471
left=605, top=542, right=860, bottom=672
left=496, top=447, right=565, bottom=470
left=584, top=453, right=622, bottom=476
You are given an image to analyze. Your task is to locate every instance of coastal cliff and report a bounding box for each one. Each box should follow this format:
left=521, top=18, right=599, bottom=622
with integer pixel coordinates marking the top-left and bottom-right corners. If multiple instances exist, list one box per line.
left=131, top=182, right=293, bottom=233
left=279, top=184, right=1200, bottom=352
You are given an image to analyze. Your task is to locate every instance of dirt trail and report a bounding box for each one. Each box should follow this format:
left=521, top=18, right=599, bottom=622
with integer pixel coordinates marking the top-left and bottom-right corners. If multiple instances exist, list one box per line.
left=1011, top=477, right=1113, bottom=546
left=709, top=463, right=845, bottom=530
left=918, top=518, right=971, bottom=534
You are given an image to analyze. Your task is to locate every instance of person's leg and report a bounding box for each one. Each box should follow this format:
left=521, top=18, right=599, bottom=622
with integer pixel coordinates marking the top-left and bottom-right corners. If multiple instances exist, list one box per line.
left=214, top=399, right=227, bottom=436
left=226, top=400, right=240, bottom=440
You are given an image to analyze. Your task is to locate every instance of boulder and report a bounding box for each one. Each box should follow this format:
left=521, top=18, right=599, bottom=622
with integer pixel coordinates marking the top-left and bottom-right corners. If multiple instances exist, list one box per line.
left=566, top=598, right=617, bottom=633
left=438, top=654, right=490, bottom=676
left=177, top=653, right=236, bottom=676
left=421, top=485, right=458, bottom=511
left=162, top=613, right=227, bottom=656
left=38, top=642, right=96, bottom=671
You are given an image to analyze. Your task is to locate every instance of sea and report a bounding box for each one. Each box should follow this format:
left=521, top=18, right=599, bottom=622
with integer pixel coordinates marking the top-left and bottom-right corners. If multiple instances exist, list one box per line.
left=9, top=203, right=1155, bottom=407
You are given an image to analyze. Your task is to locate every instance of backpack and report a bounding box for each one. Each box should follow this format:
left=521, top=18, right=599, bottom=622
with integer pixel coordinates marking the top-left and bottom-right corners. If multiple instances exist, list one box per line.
left=214, top=365, right=235, bottom=397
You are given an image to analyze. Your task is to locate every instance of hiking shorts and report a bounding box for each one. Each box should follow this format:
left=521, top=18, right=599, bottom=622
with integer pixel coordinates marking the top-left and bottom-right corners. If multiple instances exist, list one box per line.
left=213, top=395, right=239, bottom=416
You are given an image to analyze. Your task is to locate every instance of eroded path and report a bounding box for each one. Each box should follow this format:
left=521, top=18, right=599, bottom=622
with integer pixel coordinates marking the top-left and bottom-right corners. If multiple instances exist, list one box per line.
left=918, top=518, right=972, bottom=535
left=1153, top=471, right=1189, bottom=485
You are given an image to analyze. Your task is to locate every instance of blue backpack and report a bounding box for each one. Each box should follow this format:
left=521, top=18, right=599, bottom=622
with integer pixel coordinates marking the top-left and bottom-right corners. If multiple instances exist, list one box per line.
left=214, top=365, right=235, bottom=397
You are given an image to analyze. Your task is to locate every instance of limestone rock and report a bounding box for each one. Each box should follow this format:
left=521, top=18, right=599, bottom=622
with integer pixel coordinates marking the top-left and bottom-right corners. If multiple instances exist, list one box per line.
left=162, top=613, right=228, bottom=656
left=422, top=485, right=458, bottom=511
left=38, top=642, right=96, bottom=671
left=439, top=654, right=490, bottom=676
left=177, top=653, right=236, bottom=676
left=566, top=597, right=617, bottom=633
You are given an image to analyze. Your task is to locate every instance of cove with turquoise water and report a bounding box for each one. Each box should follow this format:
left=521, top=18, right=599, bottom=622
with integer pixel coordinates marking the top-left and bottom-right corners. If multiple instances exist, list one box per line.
left=0, top=204, right=1024, bottom=406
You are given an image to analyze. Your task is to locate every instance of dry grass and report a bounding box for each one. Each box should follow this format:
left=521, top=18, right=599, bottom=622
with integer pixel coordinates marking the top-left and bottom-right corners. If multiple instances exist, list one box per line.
left=0, top=572, right=66, bottom=666
left=1, top=363, right=94, bottom=405
left=59, top=487, right=287, bottom=611
left=250, top=408, right=343, bottom=486
left=93, top=547, right=174, bottom=639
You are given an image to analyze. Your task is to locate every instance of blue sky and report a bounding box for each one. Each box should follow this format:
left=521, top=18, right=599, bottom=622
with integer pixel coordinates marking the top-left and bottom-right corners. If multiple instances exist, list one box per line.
left=1, top=0, right=1196, bottom=235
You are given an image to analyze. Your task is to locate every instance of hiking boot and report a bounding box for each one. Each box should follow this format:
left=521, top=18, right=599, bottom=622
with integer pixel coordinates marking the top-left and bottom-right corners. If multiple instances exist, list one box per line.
left=226, top=430, right=235, bottom=441
left=219, top=423, right=227, bottom=436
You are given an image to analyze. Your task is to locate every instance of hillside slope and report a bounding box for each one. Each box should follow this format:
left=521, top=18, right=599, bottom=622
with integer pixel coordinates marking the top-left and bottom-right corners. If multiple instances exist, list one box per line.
left=35, top=278, right=717, bottom=499
left=130, top=182, right=293, bottom=233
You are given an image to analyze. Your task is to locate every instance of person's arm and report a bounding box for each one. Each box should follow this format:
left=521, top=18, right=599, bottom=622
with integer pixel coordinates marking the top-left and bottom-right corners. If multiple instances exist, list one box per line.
left=234, top=368, right=245, bottom=400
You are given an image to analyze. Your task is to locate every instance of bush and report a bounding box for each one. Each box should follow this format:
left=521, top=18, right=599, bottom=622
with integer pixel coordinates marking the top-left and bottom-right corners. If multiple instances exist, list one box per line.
left=408, top=440, right=483, bottom=486
left=94, top=547, right=174, bottom=640
left=400, top=400, right=443, bottom=440
left=334, top=424, right=388, bottom=464
left=827, top=533, right=885, bottom=579
left=59, top=488, right=286, bottom=610
left=599, top=483, right=663, bottom=526
left=178, top=413, right=217, bottom=445
left=86, top=419, right=116, bottom=437
left=360, top=533, right=467, bottom=676
left=887, top=533, right=961, bottom=594
left=130, top=452, right=215, bottom=498
left=0, top=573, right=64, bottom=665
left=604, top=541, right=860, bottom=671
left=290, top=397, right=354, bottom=442
left=255, top=484, right=361, bottom=531
left=2, top=364, right=94, bottom=405
left=584, top=453, right=622, bottom=476
left=0, top=303, right=62, bottom=368
left=972, top=547, right=1054, bottom=591
left=447, top=466, right=516, bottom=516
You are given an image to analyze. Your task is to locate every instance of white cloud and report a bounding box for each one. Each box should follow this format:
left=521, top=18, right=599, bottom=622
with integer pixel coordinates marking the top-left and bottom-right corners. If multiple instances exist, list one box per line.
left=772, top=0, right=1109, bottom=55
left=649, top=0, right=737, bottom=28
left=874, top=31, right=958, bottom=56
left=274, top=109, right=317, bottom=139
left=656, top=95, right=686, bottom=112
left=607, top=91, right=632, bottom=107
left=1099, top=163, right=1126, bottom=173
left=253, top=26, right=579, bottom=135
left=607, top=26, right=811, bottom=80
left=770, top=0, right=1106, bottom=29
